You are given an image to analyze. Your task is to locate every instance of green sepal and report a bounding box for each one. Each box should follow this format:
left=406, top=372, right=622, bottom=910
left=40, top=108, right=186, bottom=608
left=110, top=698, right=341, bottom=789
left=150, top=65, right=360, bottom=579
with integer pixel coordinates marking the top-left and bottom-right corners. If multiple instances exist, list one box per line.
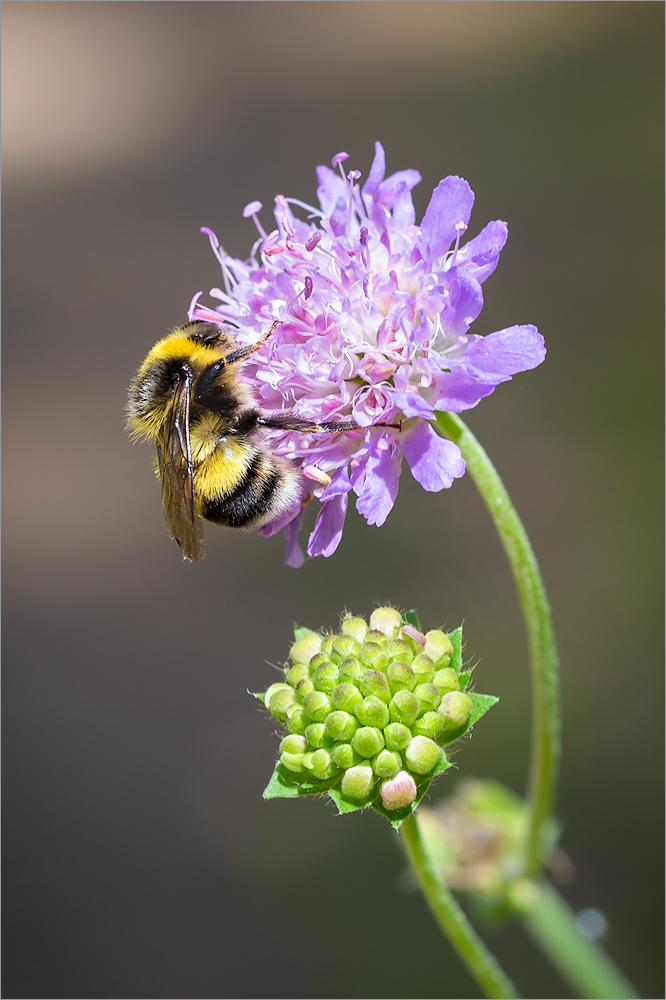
left=439, top=692, right=499, bottom=746
left=326, top=786, right=370, bottom=816
left=293, top=625, right=315, bottom=642
left=252, top=691, right=267, bottom=705
left=403, top=609, right=421, bottom=629
left=262, top=761, right=336, bottom=799
left=447, top=626, right=463, bottom=673
left=458, top=670, right=472, bottom=691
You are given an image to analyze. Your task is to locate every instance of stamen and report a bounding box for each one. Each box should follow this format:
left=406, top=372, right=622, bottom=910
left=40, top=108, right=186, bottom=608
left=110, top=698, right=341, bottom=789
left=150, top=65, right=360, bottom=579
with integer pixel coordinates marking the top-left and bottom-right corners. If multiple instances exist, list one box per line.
left=449, top=220, right=468, bottom=268
left=285, top=197, right=323, bottom=219
left=200, top=227, right=236, bottom=295
left=303, top=466, right=332, bottom=486
left=242, top=200, right=268, bottom=239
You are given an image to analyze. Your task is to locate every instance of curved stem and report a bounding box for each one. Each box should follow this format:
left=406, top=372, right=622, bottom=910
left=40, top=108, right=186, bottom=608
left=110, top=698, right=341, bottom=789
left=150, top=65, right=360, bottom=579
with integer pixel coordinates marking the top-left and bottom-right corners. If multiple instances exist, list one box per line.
left=435, top=411, right=560, bottom=877
left=400, top=814, right=519, bottom=999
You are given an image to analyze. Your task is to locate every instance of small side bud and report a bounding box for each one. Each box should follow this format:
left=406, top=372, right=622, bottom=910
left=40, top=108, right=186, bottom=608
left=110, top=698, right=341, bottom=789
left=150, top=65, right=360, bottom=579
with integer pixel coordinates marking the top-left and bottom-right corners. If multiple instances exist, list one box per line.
left=387, top=660, right=417, bottom=694
left=340, top=616, right=368, bottom=643
left=413, top=683, right=442, bottom=712
left=338, top=656, right=362, bottom=682
left=341, top=762, right=375, bottom=800
left=372, top=749, right=402, bottom=779
left=388, top=690, right=421, bottom=727
left=333, top=634, right=361, bottom=660
left=286, top=663, right=309, bottom=686
left=279, top=734, right=307, bottom=755
left=330, top=743, right=357, bottom=770
left=290, top=631, right=322, bottom=664
left=438, top=691, right=473, bottom=731
left=309, top=749, right=339, bottom=781
left=412, top=711, right=446, bottom=740
left=380, top=771, right=417, bottom=811
left=280, top=752, right=306, bottom=773
left=351, top=726, right=385, bottom=759
left=384, top=722, right=413, bottom=752
left=412, top=654, right=435, bottom=684
left=360, top=642, right=389, bottom=672
left=369, top=607, right=402, bottom=637
left=359, top=669, right=391, bottom=703
left=424, top=630, right=453, bottom=666
left=266, top=684, right=295, bottom=721
left=354, top=695, right=390, bottom=729
left=295, top=678, right=315, bottom=703
left=302, top=690, right=331, bottom=722
left=385, top=639, right=414, bottom=663
left=286, top=704, right=308, bottom=734
left=330, top=682, right=363, bottom=713
left=320, top=634, right=338, bottom=657
left=433, top=667, right=460, bottom=695
left=405, top=736, right=444, bottom=775
left=324, top=710, right=359, bottom=742
left=312, top=661, right=339, bottom=693
left=304, top=722, right=327, bottom=749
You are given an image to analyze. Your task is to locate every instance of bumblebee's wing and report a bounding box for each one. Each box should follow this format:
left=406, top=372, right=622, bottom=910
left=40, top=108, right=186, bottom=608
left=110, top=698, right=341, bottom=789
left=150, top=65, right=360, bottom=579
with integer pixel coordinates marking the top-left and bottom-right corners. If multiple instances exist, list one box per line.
left=155, top=365, right=205, bottom=562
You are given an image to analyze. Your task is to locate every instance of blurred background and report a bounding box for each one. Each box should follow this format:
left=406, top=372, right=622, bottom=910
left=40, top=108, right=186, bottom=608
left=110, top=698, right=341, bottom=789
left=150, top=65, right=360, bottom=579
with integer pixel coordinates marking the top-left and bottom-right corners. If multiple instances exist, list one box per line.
left=2, top=3, right=663, bottom=998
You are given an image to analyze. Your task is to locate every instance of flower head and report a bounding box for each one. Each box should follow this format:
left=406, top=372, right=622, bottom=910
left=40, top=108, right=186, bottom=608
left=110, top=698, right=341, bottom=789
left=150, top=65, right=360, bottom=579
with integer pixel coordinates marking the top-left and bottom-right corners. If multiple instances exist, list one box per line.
left=259, top=609, right=498, bottom=828
left=192, top=144, right=545, bottom=564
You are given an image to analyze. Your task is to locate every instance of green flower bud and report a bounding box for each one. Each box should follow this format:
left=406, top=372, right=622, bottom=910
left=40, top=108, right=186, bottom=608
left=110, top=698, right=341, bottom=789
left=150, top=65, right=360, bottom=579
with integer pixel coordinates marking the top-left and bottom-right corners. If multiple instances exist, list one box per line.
left=387, top=660, right=417, bottom=694
left=369, top=607, right=402, bottom=637
left=333, top=634, right=361, bottom=660
left=286, top=704, right=308, bottom=734
left=340, top=616, right=368, bottom=643
left=290, top=631, right=322, bottom=664
left=330, top=682, right=363, bottom=713
left=351, top=726, right=385, bottom=759
left=309, top=749, right=339, bottom=781
left=380, top=771, right=417, bottom=811
left=330, top=743, right=357, bottom=770
left=302, top=690, right=331, bottom=722
left=279, top=734, right=307, bottom=755
left=412, top=711, right=446, bottom=740
left=266, top=684, right=295, bottom=720
left=388, top=689, right=421, bottom=727
left=341, top=762, right=375, bottom=800
left=433, top=667, right=460, bottom=695
left=413, top=683, right=442, bottom=713
left=324, top=710, right=359, bottom=742
left=384, top=722, right=413, bottom=752
left=412, top=654, right=436, bottom=684
left=285, top=663, right=309, bottom=686
left=365, top=629, right=388, bottom=644
left=304, top=723, right=328, bottom=749
left=320, top=634, right=338, bottom=657
left=405, top=735, right=443, bottom=775
left=385, top=639, right=413, bottom=663
left=295, top=677, right=315, bottom=703
left=354, top=695, right=390, bottom=729
left=438, top=691, right=473, bottom=731
left=359, top=669, right=391, bottom=703
left=359, top=642, right=389, bottom=671
left=372, top=749, right=402, bottom=779
left=424, top=630, right=453, bottom=666
left=312, top=661, right=339, bottom=694
left=338, top=656, right=362, bottom=682
left=307, top=652, right=330, bottom=673
left=280, top=752, right=306, bottom=773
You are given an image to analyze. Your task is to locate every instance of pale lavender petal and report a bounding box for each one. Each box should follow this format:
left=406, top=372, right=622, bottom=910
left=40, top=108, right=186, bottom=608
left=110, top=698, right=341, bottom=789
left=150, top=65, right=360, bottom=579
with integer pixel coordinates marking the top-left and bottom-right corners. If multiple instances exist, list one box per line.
left=401, top=422, right=465, bottom=492
left=419, top=177, right=475, bottom=261
left=320, top=465, right=352, bottom=500
left=431, top=370, right=497, bottom=412
left=307, top=490, right=348, bottom=558
left=441, top=271, right=484, bottom=336
left=392, top=390, right=435, bottom=420
left=284, top=511, right=305, bottom=568
left=361, top=141, right=386, bottom=203
left=316, top=165, right=347, bottom=216
left=455, top=220, right=508, bottom=283
left=377, top=169, right=422, bottom=209
left=392, top=181, right=416, bottom=230
left=353, top=432, right=402, bottom=526
left=457, top=325, right=546, bottom=382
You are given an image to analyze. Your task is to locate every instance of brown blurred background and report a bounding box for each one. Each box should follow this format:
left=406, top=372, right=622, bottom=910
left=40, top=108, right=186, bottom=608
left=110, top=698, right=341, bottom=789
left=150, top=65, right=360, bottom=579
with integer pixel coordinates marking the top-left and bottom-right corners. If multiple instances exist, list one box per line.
left=2, top=3, right=663, bottom=997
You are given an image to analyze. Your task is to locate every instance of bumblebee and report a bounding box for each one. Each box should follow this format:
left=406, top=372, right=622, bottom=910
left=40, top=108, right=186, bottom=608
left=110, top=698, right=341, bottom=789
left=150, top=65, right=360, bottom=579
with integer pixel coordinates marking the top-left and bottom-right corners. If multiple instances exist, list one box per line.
left=126, top=320, right=357, bottom=562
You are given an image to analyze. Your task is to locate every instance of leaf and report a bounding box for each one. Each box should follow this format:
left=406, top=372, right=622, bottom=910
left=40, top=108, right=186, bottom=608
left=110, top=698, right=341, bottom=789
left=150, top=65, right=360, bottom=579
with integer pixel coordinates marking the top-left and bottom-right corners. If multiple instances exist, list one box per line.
left=262, top=762, right=335, bottom=800
left=447, top=626, right=463, bottom=673
left=327, top=786, right=371, bottom=815
left=403, top=609, right=421, bottom=629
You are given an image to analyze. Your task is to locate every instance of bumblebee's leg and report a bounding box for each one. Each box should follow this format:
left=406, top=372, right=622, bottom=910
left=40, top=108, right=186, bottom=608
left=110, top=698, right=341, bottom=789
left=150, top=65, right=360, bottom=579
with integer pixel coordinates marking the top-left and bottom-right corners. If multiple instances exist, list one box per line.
left=256, top=415, right=360, bottom=433
left=225, top=320, right=281, bottom=365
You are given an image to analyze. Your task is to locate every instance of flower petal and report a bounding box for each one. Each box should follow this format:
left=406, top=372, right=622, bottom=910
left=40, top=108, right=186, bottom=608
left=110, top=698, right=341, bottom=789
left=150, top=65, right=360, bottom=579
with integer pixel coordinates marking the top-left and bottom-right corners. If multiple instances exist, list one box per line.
left=455, top=220, right=508, bottom=283
left=283, top=512, right=305, bottom=568
left=401, top=422, right=465, bottom=492
left=353, top=432, right=402, bottom=526
left=456, top=325, right=546, bottom=382
left=432, top=371, right=498, bottom=412
left=419, top=177, right=475, bottom=261
left=307, top=490, right=348, bottom=558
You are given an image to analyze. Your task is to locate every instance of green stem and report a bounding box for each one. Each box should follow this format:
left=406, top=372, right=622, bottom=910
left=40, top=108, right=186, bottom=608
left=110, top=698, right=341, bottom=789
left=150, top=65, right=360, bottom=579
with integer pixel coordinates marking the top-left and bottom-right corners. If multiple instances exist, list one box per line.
left=400, top=814, right=519, bottom=999
left=512, top=881, right=640, bottom=999
left=435, top=411, right=560, bottom=877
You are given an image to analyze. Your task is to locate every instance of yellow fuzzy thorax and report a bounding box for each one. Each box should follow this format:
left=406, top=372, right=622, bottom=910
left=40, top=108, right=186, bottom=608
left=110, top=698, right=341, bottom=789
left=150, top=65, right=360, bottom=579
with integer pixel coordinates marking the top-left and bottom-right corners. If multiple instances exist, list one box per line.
left=139, top=333, right=225, bottom=374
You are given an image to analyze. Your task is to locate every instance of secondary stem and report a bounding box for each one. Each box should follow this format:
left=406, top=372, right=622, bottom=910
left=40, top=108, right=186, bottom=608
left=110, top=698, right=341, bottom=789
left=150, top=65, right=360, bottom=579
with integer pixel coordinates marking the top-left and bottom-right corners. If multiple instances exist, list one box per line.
left=400, top=814, right=519, bottom=999
left=435, top=411, right=560, bottom=877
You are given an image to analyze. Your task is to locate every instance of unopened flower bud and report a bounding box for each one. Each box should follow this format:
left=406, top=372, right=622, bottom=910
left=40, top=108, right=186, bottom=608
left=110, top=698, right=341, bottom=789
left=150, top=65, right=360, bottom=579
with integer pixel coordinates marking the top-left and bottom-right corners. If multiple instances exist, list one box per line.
left=324, top=710, right=359, bottom=742
left=338, top=656, right=362, bottom=682
left=312, top=661, right=339, bottom=693
left=388, top=690, right=421, bottom=727
left=351, top=726, right=385, bottom=758
left=384, top=722, right=413, bottom=752
left=280, top=734, right=307, bottom=755
left=290, top=631, right=322, bottom=664
left=405, top=736, right=443, bottom=775
left=330, top=682, right=363, bottom=713
left=369, top=607, right=402, bottom=637
left=266, top=683, right=295, bottom=720
left=359, top=669, right=391, bottom=703
left=433, top=667, right=460, bottom=695
left=280, top=752, right=306, bottom=772
left=302, top=690, right=331, bottom=722
left=331, top=743, right=357, bottom=770
left=380, top=771, right=417, bottom=811
left=354, top=695, right=390, bottom=729
left=340, top=616, right=368, bottom=643
left=333, top=635, right=360, bottom=660
left=414, top=683, right=442, bottom=713
left=307, top=652, right=329, bottom=673
left=387, top=660, right=416, bottom=694
left=412, top=654, right=435, bottom=684
left=438, top=691, right=473, bottom=731
left=424, top=630, right=453, bottom=666
left=360, top=642, right=389, bottom=671
left=320, top=634, right=338, bottom=657
left=372, top=749, right=402, bottom=779
left=412, top=711, right=446, bottom=740
left=309, top=749, right=338, bottom=781
left=286, top=663, right=309, bottom=686
left=295, top=678, right=315, bottom=703
left=304, top=722, right=327, bottom=748
left=286, top=704, right=307, bottom=734
left=386, top=639, right=413, bottom=662
left=341, top=762, right=375, bottom=799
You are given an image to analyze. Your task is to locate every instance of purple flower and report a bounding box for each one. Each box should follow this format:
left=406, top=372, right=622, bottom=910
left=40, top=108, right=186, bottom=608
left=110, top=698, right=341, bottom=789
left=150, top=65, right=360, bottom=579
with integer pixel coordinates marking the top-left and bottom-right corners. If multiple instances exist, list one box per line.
left=191, top=143, right=545, bottom=562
